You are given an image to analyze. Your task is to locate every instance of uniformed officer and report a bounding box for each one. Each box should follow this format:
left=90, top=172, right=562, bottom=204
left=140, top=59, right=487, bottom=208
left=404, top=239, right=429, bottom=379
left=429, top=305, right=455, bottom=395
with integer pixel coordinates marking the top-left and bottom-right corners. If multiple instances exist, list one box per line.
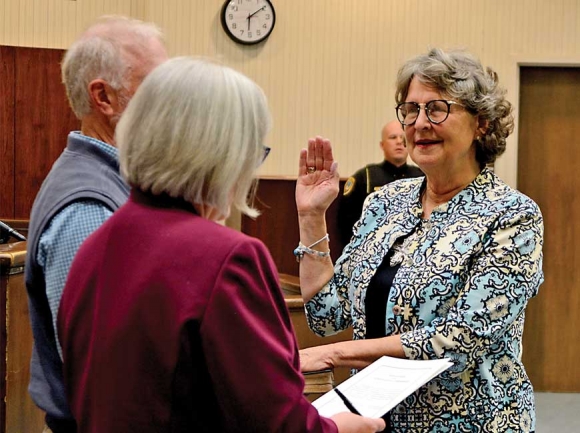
left=338, top=120, right=424, bottom=246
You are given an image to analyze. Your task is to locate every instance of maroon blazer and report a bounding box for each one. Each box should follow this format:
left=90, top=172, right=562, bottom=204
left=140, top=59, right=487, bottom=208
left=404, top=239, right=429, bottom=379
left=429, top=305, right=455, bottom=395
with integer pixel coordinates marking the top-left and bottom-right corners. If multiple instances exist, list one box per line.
left=58, top=189, right=337, bottom=433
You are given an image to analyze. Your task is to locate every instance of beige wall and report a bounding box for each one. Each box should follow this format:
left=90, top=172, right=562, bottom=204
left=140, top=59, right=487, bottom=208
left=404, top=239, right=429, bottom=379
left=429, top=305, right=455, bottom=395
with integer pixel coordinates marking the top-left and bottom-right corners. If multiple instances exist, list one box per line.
left=1, top=0, right=579, bottom=187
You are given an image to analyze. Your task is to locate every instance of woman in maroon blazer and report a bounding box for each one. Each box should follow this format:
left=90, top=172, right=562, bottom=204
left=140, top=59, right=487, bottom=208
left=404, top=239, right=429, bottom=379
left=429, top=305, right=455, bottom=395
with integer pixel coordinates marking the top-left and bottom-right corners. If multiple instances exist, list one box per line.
left=57, top=57, right=385, bottom=433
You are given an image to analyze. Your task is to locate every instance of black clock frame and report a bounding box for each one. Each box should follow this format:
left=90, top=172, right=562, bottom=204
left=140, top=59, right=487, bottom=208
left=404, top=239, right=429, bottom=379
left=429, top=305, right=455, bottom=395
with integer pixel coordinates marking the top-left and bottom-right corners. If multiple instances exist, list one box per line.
left=220, top=0, right=276, bottom=46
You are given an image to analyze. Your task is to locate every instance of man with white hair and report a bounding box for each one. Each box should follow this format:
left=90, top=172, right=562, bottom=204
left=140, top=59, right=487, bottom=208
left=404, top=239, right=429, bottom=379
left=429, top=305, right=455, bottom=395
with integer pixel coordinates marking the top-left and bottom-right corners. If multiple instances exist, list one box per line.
left=25, top=16, right=168, bottom=433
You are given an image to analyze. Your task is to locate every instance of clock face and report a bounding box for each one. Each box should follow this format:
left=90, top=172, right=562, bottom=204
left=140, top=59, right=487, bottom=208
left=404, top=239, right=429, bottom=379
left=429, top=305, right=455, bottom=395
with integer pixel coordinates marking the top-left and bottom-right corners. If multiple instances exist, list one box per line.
left=221, top=0, right=276, bottom=45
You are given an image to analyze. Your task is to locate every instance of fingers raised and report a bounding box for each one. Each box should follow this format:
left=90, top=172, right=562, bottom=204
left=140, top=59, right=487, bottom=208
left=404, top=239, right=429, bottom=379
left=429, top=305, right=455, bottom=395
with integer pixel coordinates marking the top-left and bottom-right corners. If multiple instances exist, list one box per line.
left=321, top=139, right=335, bottom=172
left=298, top=148, right=308, bottom=176
left=301, top=136, right=334, bottom=174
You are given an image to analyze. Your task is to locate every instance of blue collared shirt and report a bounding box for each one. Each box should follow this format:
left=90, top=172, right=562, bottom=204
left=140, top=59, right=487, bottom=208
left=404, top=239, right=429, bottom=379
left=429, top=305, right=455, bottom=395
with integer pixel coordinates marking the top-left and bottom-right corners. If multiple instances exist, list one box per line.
left=37, top=133, right=118, bottom=358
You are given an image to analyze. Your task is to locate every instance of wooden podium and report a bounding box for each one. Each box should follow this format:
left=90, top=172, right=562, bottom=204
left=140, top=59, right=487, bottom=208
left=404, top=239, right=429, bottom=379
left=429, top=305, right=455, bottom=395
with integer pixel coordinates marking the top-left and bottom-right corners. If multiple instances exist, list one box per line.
left=302, top=369, right=334, bottom=403
left=0, top=241, right=45, bottom=433
left=280, top=274, right=353, bottom=401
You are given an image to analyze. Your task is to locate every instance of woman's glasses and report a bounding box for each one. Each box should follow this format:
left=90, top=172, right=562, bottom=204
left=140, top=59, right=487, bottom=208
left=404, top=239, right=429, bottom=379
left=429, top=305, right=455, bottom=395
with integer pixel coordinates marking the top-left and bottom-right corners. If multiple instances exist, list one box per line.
left=396, top=100, right=466, bottom=126
left=262, top=146, right=271, bottom=163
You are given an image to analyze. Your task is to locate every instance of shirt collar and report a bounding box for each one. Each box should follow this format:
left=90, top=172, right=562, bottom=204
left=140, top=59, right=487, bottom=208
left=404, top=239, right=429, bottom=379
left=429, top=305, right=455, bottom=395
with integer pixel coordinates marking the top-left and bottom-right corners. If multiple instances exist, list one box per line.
left=70, top=131, right=118, bottom=160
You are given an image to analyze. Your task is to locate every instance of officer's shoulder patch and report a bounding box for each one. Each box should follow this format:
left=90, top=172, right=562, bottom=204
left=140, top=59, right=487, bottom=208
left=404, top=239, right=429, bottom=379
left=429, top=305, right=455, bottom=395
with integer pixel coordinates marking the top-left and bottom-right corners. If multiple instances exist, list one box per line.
left=343, top=177, right=356, bottom=196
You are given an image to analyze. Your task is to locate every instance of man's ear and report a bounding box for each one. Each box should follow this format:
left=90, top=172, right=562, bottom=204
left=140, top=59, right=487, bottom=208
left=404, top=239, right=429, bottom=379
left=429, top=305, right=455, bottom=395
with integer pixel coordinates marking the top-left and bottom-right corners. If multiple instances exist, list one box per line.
left=87, top=79, right=116, bottom=117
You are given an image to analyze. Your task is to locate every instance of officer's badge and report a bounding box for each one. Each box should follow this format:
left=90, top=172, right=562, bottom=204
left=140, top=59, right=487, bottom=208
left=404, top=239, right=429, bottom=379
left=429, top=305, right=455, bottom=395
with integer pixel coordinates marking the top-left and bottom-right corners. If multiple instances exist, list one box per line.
left=343, top=177, right=356, bottom=196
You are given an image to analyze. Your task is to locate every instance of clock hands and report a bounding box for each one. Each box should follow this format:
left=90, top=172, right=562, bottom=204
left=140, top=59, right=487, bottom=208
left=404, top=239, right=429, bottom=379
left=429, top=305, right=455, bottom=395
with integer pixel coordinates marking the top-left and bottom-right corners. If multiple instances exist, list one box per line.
left=248, top=6, right=266, bottom=19
left=246, top=6, right=265, bottom=31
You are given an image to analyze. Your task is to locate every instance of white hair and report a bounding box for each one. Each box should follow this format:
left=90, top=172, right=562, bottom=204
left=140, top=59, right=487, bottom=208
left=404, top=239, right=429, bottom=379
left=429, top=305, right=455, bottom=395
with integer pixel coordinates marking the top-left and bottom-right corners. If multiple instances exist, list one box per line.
left=117, top=57, right=271, bottom=218
left=61, top=15, right=164, bottom=118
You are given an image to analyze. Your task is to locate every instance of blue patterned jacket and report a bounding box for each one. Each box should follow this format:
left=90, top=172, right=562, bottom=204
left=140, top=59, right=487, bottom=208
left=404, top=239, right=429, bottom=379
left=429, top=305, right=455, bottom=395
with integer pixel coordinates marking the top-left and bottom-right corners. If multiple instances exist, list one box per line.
left=306, top=168, right=544, bottom=432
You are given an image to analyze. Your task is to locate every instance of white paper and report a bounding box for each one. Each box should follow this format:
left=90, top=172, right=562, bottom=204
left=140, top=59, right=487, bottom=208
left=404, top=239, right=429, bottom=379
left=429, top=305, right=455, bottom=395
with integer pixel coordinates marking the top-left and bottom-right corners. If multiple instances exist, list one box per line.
left=312, top=356, right=453, bottom=418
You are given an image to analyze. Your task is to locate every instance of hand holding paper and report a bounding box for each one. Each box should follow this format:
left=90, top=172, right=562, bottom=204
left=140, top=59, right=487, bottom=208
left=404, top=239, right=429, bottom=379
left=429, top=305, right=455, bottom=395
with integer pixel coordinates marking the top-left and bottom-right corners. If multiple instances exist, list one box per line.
left=313, top=356, right=453, bottom=418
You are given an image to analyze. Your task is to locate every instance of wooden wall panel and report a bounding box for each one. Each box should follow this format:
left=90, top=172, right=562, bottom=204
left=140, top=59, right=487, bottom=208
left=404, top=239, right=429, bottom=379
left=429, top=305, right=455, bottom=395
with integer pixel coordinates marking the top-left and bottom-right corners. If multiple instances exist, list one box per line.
left=242, top=178, right=346, bottom=277
left=0, top=46, right=15, bottom=218
left=14, top=47, right=80, bottom=218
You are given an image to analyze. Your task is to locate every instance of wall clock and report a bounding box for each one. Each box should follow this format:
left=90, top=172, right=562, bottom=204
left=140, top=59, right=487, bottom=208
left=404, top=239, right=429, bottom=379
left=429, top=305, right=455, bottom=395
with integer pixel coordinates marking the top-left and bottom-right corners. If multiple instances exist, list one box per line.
left=221, top=0, right=276, bottom=45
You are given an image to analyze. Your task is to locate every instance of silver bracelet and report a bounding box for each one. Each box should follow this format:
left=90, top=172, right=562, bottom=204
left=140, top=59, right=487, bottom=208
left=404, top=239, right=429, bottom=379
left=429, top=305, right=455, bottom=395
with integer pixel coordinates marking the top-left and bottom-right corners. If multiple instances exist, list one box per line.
left=293, top=234, right=330, bottom=262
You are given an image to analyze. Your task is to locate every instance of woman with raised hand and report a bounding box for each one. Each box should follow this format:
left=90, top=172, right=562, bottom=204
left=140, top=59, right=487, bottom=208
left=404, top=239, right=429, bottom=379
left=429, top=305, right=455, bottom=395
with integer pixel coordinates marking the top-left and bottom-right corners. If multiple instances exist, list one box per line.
left=296, top=48, right=543, bottom=432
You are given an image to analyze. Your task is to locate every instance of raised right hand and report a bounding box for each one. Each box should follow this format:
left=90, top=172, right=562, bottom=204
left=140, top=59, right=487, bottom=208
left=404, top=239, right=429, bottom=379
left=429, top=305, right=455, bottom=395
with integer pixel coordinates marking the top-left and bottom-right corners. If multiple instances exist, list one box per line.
left=330, top=412, right=386, bottom=433
left=296, top=137, right=340, bottom=216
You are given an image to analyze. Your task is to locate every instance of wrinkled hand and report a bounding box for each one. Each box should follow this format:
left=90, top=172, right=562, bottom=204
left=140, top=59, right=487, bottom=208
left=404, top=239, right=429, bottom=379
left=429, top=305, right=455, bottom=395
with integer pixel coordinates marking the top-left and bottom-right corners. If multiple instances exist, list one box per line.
left=299, top=344, right=335, bottom=373
left=296, top=137, right=340, bottom=216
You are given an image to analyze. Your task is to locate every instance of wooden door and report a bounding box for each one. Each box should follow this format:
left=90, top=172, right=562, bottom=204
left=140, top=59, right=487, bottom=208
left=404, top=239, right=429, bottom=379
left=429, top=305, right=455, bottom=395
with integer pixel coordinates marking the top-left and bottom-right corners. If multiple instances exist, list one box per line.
left=519, top=67, right=580, bottom=392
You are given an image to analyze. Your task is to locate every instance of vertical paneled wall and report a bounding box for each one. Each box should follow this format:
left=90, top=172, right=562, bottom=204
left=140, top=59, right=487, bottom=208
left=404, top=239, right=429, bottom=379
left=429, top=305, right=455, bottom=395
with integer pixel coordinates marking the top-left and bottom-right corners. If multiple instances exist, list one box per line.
left=1, top=47, right=80, bottom=218
left=0, top=0, right=579, bottom=187
left=13, top=48, right=80, bottom=217
left=0, top=46, right=15, bottom=216
left=242, top=178, right=347, bottom=277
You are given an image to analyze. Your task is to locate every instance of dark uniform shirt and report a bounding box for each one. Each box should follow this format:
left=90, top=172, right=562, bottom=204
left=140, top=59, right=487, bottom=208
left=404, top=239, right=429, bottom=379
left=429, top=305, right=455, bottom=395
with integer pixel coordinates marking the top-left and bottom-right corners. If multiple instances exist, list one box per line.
left=337, top=160, right=423, bottom=246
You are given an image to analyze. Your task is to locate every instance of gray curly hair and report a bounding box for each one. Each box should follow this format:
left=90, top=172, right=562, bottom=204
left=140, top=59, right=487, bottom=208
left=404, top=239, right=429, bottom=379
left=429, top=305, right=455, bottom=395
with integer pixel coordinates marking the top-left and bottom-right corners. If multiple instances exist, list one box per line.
left=395, top=48, right=514, bottom=166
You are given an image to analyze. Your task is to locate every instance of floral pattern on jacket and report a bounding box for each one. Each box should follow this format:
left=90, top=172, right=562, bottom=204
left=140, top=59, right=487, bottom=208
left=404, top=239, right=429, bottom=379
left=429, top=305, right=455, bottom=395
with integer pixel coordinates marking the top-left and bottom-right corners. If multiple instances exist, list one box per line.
left=305, top=168, right=544, bottom=432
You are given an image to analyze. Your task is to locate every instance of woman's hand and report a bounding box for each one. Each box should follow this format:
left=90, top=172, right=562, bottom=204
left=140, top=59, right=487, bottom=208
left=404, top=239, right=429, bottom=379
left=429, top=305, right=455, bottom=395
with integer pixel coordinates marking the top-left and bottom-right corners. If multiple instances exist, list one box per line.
left=300, top=344, right=336, bottom=372
left=296, top=137, right=340, bottom=217
left=301, top=337, right=405, bottom=372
